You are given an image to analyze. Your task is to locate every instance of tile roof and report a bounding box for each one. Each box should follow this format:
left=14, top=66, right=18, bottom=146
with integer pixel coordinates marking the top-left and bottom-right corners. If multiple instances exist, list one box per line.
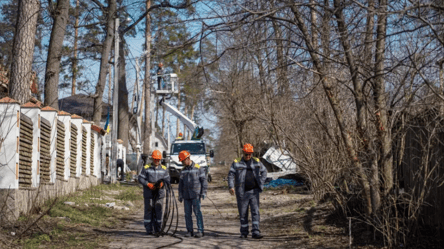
left=58, top=110, right=71, bottom=116
left=117, top=139, right=123, bottom=144
left=0, top=96, right=19, bottom=104
left=71, top=114, right=83, bottom=119
left=21, top=101, right=41, bottom=108
left=82, top=119, right=90, bottom=124
left=41, top=106, right=57, bottom=112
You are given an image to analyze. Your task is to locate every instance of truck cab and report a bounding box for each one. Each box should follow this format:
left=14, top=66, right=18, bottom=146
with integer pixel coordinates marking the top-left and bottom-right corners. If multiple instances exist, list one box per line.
left=167, top=140, right=213, bottom=183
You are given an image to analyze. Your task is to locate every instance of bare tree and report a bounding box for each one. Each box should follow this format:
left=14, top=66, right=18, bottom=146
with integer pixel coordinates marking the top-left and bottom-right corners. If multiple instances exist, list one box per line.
left=9, top=0, right=40, bottom=104
left=44, top=0, right=70, bottom=109
left=92, top=0, right=116, bottom=125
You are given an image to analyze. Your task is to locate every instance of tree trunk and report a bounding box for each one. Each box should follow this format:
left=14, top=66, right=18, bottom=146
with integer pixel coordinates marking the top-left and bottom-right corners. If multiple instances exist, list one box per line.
left=71, top=0, right=80, bottom=96
left=9, top=0, right=40, bottom=104
left=118, top=35, right=128, bottom=148
left=44, top=0, right=70, bottom=109
left=374, top=0, right=393, bottom=195
left=143, top=0, right=152, bottom=154
left=92, top=0, right=116, bottom=125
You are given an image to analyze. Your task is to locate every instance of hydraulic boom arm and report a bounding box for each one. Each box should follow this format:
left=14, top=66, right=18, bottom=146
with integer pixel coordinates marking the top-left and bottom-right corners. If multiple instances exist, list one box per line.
left=159, top=98, right=204, bottom=139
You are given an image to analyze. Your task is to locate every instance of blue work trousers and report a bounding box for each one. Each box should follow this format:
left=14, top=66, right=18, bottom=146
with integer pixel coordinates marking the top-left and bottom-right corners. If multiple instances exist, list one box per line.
left=184, top=198, right=204, bottom=233
left=236, top=188, right=260, bottom=236
left=144, top=197, right=163, bottom=234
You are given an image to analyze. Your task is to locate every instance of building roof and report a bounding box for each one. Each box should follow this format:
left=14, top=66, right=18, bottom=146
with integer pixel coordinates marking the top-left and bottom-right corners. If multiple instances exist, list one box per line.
left=21, top=101, right=41, bottom=108
left=58, top=94, right=112, bottom=120
left=41, top=106, right=57, bottom=112
left=58, top=110, right=71, bottom=116
left=71, top=114, right=83, bottom=119
left=0, top=96, right=19, bottom=104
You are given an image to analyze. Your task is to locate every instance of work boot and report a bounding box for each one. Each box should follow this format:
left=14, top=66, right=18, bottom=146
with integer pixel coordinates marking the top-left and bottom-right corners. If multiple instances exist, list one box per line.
left=239, top=234, right=248, bottom=239
left=252, top=233, right=263, bottom=239
left=194, top=232, right=203, bottom=238
left=184, top=232, right=193, bottom=237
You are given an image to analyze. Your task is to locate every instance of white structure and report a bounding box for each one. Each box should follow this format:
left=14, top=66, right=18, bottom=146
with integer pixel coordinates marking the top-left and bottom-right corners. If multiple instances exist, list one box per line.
left=57, top=111, right=71, bottom=179
left=41, top=106, right=58, bottom=183
left=262, top=146, right=298, bottom=172
left=82, top=120, right=92, bottom=176
left=20, top=101, right=41, bottom=187
left=0, top=97, right=108, bottom=220
left=0, top=97, right=21, bottom=189
left=70, top=115, right=83, bottom=177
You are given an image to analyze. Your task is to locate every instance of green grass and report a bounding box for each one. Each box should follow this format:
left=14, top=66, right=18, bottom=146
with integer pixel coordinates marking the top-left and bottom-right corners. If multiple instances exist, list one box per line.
left=44, top=183, right=142, bottom=227
left=115, top=187, right=143, bottom=201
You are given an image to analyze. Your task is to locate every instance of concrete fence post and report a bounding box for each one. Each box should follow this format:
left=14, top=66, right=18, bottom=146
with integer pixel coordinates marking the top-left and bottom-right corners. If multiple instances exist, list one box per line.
left=0, top=97, right=21, bottom=190
left=21, top=102, right=41, bottom=188
left=57, top=111, right=71, bottom=180
left=82, top=120, right=91, bottom=176
left=41, top=107, right=58, bottom=184
left=71, top=115, right=83, bottom=177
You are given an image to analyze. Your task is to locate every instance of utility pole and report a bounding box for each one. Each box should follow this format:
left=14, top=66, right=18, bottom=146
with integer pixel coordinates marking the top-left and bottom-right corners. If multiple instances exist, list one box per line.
left=135, top=60, right=142, bottom=169
left=143, top=0, right=152, bottom=155
left=111, top=18, right=119, bottom=184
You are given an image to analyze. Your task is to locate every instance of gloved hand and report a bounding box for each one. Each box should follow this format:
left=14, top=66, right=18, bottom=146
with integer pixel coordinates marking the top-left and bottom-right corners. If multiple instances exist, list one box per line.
left=178, top=197, right=183, bottom=203
left=147, top=183, right=156, bottom=190
left=201, top=195, right=205, bottom=200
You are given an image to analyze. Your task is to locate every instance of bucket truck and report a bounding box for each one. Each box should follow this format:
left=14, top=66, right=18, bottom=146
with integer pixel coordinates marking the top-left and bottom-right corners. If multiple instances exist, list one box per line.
left=159, top=98, right=214, bottom=183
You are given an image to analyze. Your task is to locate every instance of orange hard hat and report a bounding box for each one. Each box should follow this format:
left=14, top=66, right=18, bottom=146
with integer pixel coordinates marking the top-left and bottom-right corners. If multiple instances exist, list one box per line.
left=179, top=132, right=183, bottom=137
left=178, top=150, right=190, bottom=162
left=151, top=150, right=162, bottom=160
left=242, top=143, right=254, bottom=153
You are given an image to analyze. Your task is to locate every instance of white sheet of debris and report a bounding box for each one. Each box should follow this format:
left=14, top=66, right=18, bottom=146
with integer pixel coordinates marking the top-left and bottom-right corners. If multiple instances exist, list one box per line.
left=262, top=146, right=298, bottom=172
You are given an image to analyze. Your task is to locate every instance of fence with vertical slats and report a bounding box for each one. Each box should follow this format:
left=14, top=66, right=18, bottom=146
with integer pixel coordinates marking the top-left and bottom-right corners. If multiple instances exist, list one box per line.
left=39, top=117, right=51, bottom=183
left=56, top=120, right=65, bottom=180
left=19, top=114, right=33, bottom=187
left=70, top=124, right=77, bottom=176
left=81, top=127, right=87, bottom=175
left=90, top=134, right=95, bottom=175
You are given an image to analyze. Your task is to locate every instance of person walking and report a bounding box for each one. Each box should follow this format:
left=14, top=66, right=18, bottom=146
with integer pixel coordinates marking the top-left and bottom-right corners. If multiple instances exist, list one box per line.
left=178, top=150, right=207, bottom=238
left=138, top=150, right=170, bottom=236
left=228, top=143, right=267, bottom=239
left=116, top=158, right=125, bottom=181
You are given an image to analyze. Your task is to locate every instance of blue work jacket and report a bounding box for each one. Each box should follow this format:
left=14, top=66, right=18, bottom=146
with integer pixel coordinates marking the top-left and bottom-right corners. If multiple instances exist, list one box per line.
left=178, top=161, right=208, bottom=200
left=227, top=157, right=267, bottom=198
left=138, top=163, right=170, bottom=199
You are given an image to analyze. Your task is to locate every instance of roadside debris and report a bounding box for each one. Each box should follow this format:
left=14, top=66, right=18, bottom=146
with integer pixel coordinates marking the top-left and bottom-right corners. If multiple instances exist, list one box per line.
left=64, top=202, right=75, bottom=206
left=105, top=202, right=115, bottom=208
left=264, top=179, right=303, bottom=189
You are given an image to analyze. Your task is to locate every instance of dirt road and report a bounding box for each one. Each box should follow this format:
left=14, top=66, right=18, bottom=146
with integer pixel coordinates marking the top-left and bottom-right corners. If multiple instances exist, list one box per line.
left=105, top=165, right=348, bottom=249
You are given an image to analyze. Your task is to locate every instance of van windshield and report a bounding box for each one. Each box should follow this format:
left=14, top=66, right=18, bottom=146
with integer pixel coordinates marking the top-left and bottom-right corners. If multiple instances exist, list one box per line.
left=171, top=143, right=206, bottom=155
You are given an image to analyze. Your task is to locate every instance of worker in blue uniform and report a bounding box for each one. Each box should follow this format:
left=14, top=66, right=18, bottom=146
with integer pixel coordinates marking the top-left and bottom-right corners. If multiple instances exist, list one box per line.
left=227, top=143, right=267, bottom=239
left=178, top=150, right=207, bottom=238
left=138, top=150, right=170, bottom=236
